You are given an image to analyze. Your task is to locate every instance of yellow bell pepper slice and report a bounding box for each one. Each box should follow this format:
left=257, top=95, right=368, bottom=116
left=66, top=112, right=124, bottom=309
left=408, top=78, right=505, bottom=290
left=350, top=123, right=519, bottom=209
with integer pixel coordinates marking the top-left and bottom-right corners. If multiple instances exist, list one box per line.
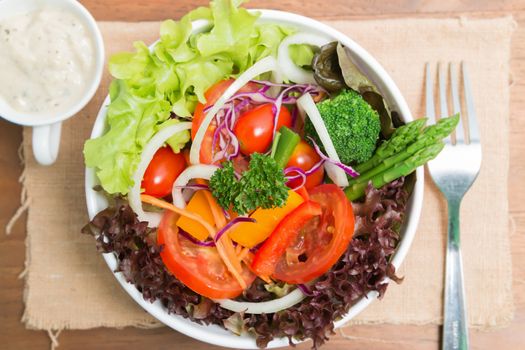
left=176, top=190, right=215, bottom=241
left=228, top=190, right=304, bottom=248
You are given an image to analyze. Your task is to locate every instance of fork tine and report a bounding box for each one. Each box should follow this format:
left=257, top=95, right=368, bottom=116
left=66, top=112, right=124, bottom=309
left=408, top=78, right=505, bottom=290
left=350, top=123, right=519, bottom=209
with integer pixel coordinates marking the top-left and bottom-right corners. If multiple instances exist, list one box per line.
left=438, top=63, right=451, bottom=143
left=461, top=62, right=480, bottom=143
left=450, top=63, right=465, bottom=144
left=425, top=63, right=436, bottom=124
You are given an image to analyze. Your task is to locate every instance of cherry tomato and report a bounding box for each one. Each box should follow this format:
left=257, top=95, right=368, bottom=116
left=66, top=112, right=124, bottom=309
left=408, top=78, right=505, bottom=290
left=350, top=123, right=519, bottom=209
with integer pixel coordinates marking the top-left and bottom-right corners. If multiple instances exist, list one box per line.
left=233, top=103, right=292, bottom=155
left=192, top=79, right=258, bottom=163
left=141, top=146, right=186, bottom=198
left=272, top=184, right=355, bottom=284
left=286, top=141, right=325, bottom=190
left=157, top=210, right=255, bottom=299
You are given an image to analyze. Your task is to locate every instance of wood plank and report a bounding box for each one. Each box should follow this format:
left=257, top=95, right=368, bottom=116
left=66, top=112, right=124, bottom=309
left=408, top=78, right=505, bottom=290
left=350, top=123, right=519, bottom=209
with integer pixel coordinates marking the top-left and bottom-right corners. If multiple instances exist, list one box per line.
left=2, top=0, right=524, bottom=349
left=80, top=0, right=525, bottom=21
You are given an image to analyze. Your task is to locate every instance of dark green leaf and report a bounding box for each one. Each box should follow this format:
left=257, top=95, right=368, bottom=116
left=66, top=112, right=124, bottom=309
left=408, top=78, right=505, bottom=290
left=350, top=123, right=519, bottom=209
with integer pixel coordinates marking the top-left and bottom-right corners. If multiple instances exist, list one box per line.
left=312, top=42, right=346, bottom=92
left=336, top=43, right=396, bottom=140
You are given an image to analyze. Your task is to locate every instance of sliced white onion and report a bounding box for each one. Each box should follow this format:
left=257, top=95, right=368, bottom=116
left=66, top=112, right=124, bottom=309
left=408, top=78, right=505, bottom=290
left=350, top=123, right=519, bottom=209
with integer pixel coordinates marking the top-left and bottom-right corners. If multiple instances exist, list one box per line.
left=172, top=164, right=219, bottom=209
left=268, top=69, right=284, bottom=97
left=129, top=122, right=192, bottom=227
left=190, top=56, right=279, bottom=165
left=297, top=94, right=349, bottom=187
left=277, top=32, right=330, bottom=84
left=216, top=288, right=305, bottom=314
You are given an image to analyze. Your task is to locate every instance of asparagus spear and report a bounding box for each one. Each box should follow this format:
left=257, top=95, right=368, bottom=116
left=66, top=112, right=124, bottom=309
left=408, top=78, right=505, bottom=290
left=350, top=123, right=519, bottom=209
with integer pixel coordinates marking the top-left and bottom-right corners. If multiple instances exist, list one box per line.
left=355, top=118, right=428, bottom=174
left=406, top=113, right=459, bottom=153
left=350, top=114, right=459, bottom=185
left=345, top=142, right=445, bottom=201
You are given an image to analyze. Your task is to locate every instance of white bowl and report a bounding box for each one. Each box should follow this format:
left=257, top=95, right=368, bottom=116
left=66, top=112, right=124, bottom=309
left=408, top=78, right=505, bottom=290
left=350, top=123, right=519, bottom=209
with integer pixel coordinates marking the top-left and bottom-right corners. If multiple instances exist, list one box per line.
left=85, top=9, right=423, bottom=349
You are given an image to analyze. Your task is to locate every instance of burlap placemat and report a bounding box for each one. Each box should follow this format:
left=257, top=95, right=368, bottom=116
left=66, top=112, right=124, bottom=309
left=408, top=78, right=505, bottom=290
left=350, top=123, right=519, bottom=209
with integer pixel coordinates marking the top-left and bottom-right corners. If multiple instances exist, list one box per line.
left=14, top=17, right=515, bottom=333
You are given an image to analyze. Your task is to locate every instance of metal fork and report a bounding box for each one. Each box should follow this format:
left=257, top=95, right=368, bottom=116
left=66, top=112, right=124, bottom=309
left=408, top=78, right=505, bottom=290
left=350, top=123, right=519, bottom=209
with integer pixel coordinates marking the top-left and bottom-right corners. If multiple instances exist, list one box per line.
left=425, top=62, right=482, bottom=350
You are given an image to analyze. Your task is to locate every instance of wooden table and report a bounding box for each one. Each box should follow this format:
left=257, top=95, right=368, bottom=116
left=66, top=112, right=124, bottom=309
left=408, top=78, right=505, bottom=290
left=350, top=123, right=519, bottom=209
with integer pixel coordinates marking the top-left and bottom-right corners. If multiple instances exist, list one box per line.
left=1, top=1, right=524, bottom=349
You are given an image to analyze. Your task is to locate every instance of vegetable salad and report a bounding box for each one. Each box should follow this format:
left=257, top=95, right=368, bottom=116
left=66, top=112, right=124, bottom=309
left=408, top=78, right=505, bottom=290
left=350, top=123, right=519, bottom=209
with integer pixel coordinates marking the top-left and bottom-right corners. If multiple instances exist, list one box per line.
left=83, top=1, right=458, bottom=348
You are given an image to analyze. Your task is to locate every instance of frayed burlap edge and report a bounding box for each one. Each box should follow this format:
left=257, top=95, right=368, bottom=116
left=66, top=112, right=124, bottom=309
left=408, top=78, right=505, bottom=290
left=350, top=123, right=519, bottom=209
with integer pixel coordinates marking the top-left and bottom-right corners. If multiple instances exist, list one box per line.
left=5, top=141, right=31, bottom=236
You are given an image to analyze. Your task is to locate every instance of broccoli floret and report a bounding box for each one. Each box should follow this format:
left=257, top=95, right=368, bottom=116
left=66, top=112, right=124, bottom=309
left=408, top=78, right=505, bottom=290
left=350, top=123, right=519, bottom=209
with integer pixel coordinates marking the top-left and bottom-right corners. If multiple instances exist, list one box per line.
left=305, top=89, right=380, bottom=164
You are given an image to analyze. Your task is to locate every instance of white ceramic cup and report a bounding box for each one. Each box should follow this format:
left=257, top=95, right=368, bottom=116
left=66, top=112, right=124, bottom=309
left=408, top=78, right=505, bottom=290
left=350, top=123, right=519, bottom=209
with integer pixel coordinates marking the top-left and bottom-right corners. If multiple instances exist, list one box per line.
left=0, top=0, right=104, bottom=165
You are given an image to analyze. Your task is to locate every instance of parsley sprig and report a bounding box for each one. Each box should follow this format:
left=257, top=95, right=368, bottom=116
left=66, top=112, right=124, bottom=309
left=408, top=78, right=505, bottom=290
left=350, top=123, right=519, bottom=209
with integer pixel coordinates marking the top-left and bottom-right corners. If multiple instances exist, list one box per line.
left=209, top=153, right=289, bottom=215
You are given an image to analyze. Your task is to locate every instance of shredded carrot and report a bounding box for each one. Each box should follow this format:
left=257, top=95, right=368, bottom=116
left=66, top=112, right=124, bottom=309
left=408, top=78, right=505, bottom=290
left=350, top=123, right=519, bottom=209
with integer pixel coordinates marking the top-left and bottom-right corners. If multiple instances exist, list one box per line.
left=200, top=189, right=242, bottom=269
left=241, top=252, right=273, bottom=284
left=200, top=187, right=227, bottom=227
left=312, top=91, right=326, bottom=103
left=241, top=250, right=254, bottom=265
left=247, top=255, right=271, bottom=283
left=140, top=195, right=215, bottom=235
left=205, top=196, right=244, bottom=272
left=217, top=240, right=247, bottom=289
left=196, top=182, right=247, bottom=289
left=235, top=244, right=243, bottom=255
left=237, top=247, right=251, bottom=261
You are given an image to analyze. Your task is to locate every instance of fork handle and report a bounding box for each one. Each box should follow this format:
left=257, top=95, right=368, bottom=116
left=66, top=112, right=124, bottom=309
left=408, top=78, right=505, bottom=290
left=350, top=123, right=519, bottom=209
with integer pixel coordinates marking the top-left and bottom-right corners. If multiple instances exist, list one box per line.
left=442, top=199, right=469, bottom=350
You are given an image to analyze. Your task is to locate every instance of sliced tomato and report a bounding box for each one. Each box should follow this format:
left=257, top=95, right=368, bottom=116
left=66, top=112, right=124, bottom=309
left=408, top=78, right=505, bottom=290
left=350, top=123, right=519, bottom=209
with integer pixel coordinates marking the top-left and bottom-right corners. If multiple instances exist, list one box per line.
left=192, top=79, right=259, bottom=163
left=272, top=184, right=355, bottom=284
left=286, top=141, right=325, bottom=190
left=157, top=210, right=255, bottom=299
left=233, top=103, right=292, bottom=155
left=251, top=200, right=322, bottom=278
left=295, top=186, right=310, bottom=201
left=141, top=146, right=186, bottom=198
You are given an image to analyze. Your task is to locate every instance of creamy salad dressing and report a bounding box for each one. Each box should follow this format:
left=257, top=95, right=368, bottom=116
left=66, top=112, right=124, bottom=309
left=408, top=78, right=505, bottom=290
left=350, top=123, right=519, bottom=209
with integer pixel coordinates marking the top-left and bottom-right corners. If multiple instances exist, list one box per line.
left=0, top=8, right=95, bottom=114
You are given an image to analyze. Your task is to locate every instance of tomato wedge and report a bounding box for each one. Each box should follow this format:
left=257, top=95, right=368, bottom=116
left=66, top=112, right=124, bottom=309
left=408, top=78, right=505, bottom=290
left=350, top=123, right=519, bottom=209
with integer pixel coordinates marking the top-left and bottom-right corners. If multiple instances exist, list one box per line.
left=157, top=210, right=255, bottom=299
left=192, top=79, right=258, bottom=163
left=272, top=184, right=355, bottom=284
left=251, top=200, right=322, bottom=279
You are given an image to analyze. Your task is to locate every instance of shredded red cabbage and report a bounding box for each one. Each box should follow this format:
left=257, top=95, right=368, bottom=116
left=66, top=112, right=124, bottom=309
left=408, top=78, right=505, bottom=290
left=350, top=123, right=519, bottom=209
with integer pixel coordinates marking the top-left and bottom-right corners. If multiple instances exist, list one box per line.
left=180, top=229, right=216, bottom=247
left=284, top=166, right=306, bottom=178
left=214, top=216, right=256, bottom=242
left=307, top=136, right=359, bottom=178
left=257, top=84, right=271, bottom=94
left=296, top=283, right=314, bottom=296
left=222, top=207, right=231, bottom=220
left=212, top=104, right=240, bottom=162
left=284, top=157, right=325, bottom=181
left=249, top=240, right=265, bottom=253
left=284, top=166, right=307, bottom=190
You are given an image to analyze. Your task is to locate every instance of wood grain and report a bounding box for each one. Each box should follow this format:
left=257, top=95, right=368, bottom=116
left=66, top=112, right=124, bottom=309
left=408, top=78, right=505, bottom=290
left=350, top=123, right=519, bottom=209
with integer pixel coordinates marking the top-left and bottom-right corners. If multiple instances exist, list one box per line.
left=1, top=1, right=524, bottom=349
